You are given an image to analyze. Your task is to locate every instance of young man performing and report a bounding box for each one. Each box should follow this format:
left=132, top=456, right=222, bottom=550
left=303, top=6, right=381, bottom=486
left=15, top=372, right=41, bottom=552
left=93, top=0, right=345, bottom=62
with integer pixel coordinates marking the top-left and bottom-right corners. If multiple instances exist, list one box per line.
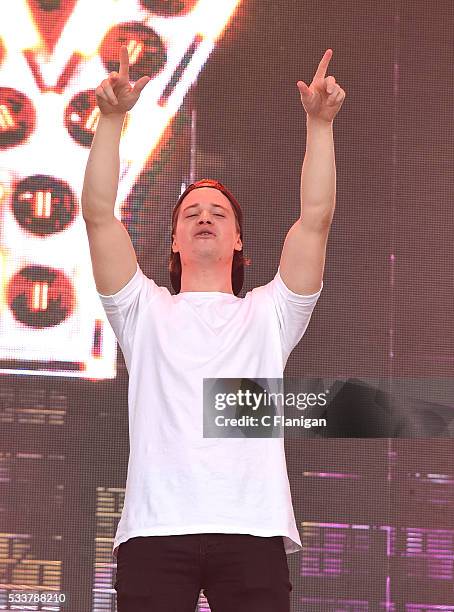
left=83, top=45, right=345, bottom=612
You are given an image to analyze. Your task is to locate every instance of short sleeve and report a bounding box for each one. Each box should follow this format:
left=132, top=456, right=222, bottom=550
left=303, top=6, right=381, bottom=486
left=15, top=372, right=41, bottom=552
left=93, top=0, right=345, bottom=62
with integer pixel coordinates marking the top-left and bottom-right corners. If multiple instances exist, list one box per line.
left=97, top=262, right=161, bottom=358
left=264, top=266, right=323, bottom=365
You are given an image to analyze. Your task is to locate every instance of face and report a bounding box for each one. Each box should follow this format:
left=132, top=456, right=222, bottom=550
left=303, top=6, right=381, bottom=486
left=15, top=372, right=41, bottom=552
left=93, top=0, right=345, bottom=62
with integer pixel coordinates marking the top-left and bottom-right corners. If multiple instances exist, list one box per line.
left=172, top=187, right=242, bottom=266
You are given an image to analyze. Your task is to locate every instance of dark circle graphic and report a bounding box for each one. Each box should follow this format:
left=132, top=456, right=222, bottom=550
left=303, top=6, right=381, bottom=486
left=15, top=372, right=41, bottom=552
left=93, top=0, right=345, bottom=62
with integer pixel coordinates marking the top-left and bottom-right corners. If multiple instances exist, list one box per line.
left=12, top=174, right=78, bottom=236
left=65, top=89, right=97, bottom=146
left=7, top=265, right=75, bottom=328
left=0, top=88, right=36, bottom=149
left=139, top=0, right=198, bottom=16
left=100, top=22, right=167, bottom=82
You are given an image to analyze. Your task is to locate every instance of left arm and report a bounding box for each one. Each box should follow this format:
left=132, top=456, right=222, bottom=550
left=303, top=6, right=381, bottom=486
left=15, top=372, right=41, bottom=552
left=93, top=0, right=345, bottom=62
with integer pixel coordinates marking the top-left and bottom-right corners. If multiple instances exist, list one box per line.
left=279, top=49, right=346, bottom=295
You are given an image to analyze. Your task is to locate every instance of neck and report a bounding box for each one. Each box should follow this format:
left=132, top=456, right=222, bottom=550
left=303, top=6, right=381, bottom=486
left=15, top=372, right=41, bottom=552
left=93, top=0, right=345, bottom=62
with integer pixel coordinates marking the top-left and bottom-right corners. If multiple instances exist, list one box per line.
left=180, top=262, right=233, bottom=293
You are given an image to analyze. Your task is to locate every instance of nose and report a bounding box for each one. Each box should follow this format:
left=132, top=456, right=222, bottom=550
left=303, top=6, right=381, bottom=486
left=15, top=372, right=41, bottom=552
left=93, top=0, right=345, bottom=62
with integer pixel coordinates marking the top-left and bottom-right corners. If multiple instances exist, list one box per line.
left=198, top=210, right=213, bottom=223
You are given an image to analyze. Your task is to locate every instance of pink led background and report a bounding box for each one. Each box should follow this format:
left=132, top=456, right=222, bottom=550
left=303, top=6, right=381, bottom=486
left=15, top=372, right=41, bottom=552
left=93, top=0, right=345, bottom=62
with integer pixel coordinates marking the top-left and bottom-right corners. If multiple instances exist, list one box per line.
left=0, top=1, right=453, bottom=610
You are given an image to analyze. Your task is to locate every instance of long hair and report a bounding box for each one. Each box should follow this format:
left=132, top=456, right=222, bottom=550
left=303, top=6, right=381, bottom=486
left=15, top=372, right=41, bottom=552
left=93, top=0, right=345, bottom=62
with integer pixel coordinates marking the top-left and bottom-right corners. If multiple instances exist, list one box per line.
left=169, top=179, right=251, bottom=296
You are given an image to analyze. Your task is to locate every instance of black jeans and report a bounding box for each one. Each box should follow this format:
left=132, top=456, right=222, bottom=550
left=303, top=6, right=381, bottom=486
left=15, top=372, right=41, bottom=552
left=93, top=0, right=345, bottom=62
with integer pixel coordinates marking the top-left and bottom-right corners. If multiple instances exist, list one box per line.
left=114, top=533, right=292, bottom=611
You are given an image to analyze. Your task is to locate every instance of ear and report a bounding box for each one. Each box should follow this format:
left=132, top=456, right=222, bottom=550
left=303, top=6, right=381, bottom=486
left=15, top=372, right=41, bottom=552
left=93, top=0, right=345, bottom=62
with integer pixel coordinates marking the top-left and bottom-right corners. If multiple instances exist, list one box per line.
left=234, top=235, right=243, bottom=252
left=171, top=235, right=179, bottom=254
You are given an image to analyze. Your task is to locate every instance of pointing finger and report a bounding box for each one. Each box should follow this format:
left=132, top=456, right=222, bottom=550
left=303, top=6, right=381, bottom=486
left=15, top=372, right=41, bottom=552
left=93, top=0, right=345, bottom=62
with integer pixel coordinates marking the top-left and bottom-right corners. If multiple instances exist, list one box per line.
left=119, top=45, right=129, bottom=79
left=314, top=48, right=332, bottom=81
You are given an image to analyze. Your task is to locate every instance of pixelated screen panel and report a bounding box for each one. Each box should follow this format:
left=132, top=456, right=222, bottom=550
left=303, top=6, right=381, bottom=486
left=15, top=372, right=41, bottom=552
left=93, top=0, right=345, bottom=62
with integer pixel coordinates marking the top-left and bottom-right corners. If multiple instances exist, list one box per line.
left=0, top=0, right=241, bottom=380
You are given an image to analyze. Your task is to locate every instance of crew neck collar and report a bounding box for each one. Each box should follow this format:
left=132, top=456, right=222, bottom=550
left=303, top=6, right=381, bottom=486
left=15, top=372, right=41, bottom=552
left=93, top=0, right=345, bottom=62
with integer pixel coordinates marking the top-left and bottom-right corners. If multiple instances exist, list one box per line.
left=178, top=290, right=236, bottom=296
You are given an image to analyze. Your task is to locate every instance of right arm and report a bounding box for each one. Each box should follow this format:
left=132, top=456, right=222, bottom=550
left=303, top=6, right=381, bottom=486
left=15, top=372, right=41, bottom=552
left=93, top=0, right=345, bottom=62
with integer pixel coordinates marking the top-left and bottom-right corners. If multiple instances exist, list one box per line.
left=81, top=45, right=150, bottom=296
left=82, top=112, right=138, bottom=296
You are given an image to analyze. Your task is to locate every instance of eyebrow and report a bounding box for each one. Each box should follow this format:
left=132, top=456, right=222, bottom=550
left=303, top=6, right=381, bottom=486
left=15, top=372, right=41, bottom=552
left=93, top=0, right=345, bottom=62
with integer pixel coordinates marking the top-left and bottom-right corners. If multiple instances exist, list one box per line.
left=182, top=203, right=229, bottom=212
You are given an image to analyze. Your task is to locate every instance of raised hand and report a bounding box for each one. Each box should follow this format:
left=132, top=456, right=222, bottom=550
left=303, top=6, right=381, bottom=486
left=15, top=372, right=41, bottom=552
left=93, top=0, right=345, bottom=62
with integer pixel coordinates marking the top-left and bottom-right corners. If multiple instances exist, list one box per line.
left=297, top=49, right=346, bottom=123
left=95, top=45, right=151, bottom=116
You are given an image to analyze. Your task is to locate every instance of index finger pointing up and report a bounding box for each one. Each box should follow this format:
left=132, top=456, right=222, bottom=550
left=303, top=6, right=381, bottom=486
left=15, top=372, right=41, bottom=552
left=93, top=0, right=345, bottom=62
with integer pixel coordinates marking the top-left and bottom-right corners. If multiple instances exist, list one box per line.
left=119, top=45, right=129, bottom=79
left=314, top=48, right=333, bottom=81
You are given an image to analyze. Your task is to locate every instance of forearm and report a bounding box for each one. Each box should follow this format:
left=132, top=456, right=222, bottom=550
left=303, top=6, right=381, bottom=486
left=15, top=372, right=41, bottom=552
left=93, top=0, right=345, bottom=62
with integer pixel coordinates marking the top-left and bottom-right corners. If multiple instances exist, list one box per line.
left=81, top=112, right=127, bottom=222
left=300, top=116, right=336, bottom=222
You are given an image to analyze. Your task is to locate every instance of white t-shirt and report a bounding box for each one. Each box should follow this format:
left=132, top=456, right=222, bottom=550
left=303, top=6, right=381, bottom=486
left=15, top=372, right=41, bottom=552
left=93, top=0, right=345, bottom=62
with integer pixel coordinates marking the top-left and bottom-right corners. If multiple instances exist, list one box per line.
left=97, top=263, right=323, bottom=559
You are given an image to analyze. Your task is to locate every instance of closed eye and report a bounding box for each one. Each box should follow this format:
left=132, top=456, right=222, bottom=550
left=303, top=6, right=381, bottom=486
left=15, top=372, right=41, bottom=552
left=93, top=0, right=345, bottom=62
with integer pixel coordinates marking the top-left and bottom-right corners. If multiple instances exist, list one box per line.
left=186, top=213, right=225, bottom=218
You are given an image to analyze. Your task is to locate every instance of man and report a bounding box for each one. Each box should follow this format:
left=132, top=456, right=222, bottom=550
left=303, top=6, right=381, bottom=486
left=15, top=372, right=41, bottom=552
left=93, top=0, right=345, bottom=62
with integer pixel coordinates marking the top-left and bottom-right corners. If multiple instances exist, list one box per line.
left=82, top=45, right=345, bottom=612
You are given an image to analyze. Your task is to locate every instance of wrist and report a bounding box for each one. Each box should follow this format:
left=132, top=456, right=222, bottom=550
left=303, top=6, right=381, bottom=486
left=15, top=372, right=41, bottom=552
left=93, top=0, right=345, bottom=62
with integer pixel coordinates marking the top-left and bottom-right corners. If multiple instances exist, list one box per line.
left=99, top=110, right=127, bottom=121
left=306, top=115, right=333, bottom=127
left=306, top=116, right=334, bottom=135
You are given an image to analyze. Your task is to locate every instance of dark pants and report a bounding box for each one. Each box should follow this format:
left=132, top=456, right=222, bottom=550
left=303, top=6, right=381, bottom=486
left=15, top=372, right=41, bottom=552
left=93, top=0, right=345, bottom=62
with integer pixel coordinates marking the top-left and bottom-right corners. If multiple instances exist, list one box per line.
left=114, top=533, right=292, bottom=611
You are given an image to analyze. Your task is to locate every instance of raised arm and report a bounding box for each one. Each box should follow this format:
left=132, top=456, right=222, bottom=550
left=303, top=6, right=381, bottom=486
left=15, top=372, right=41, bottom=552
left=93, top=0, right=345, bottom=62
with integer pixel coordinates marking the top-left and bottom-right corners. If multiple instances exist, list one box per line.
left=279, top=49, right=346, bottom=295
left=82, top=46, right=150, bottom=295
